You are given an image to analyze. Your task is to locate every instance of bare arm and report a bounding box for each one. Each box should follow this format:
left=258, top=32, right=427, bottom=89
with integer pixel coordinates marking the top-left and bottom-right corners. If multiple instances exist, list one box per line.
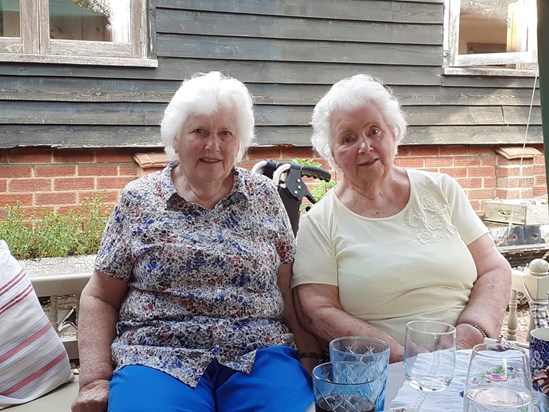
left=278, top=263, right=323, bottom=371
left=456, top=232, right=512, bottom=349
left=294, top=283, right=405, bottom=363
left=71, top=270, right=129, bottom=412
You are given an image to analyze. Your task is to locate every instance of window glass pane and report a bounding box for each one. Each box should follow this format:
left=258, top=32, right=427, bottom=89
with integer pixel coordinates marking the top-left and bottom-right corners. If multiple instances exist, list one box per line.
left=0, top=0, right=20, bottom=38
left=459, top=0, right=532, bottom=55
left=49, top=0, right=130, bottom=43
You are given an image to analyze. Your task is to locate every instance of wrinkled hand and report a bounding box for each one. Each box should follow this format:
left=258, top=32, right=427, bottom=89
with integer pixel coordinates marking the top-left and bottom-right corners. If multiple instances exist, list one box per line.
left=455, top=324, right=484, bottom=350
left=71, top=379, right=109, bottom=412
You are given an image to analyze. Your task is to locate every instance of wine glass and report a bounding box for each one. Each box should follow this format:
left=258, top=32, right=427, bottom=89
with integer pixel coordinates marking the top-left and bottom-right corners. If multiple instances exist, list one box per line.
left=403, top=320, right=456, bottom=392
left=463, top=343, right=533, bottom=412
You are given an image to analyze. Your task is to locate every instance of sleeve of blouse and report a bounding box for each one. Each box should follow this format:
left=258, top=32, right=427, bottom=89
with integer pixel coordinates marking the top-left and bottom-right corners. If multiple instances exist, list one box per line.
left=441, top=174, right=488, bottom=245
left=94, top=187, right=134, bottom=281
left=291, top=210, right=338, bottom=288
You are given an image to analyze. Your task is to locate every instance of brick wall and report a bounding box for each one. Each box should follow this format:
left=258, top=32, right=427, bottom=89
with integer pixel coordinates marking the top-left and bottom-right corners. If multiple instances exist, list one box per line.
left=0, top=145, right=546, bottom=220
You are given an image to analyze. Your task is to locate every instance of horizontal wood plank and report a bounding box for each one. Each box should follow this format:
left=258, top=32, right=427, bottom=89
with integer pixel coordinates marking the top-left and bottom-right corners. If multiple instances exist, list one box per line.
left=0, top=76, right=541, bottom=108
left=157, top=34, right=442, bottom=66
left=156, top=9, right=441, bottom=45
left=0, top=60, right=443, bottom=86
left=157, top=0, right=443, bottom=24
left=0, top=102, right=540, bottom=128
left=0, top=124, right=542, bottom=150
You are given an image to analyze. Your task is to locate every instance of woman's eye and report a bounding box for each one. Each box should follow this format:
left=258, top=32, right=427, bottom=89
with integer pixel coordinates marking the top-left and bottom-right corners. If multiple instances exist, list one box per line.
left=342, top=135, right=355, bottom=144
left=369, top=127, right=382, bottom=138
left=220, top=130, right=234, bottom=138
left=193, top=128, right=208, bottom=136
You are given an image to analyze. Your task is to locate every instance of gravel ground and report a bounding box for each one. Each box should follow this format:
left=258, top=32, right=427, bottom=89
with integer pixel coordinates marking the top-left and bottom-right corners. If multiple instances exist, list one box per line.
left=21, top=254, right=96, bottom=278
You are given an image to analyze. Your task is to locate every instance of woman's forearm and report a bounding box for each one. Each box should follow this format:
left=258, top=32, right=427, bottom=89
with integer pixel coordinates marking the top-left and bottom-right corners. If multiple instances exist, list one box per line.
left=77, top=294, right=119, bottom=388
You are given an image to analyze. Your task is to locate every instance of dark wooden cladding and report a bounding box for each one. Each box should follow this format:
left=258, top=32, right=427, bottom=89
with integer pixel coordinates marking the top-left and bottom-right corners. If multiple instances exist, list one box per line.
left=157, top=0, right=443, bottom=24
left=156, top=9, right=441, bottom=44
left=0, top=0, right=541, bottom=150
left=157, top=34, right=442, bottom=66
left=1, top=124, right=540, bottom=149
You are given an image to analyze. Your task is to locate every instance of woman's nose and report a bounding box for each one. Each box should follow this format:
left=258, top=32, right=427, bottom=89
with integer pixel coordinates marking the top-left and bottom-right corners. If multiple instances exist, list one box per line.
left=205, top=134, right=220, bottom=151
left=358, top=136, right=372, bottom=153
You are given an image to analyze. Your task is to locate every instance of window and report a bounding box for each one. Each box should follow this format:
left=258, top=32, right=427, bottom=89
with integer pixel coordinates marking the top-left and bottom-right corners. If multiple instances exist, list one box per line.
left=0, top=0, right=156, bottom=66
left=444, top=0, right=537, bottom=75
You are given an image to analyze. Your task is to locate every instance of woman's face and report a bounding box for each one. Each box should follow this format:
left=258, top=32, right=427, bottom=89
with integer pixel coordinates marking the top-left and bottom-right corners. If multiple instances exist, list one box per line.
left=330, top=102, right=397, bottom=185
left=174, top=108, right=241, bottom=184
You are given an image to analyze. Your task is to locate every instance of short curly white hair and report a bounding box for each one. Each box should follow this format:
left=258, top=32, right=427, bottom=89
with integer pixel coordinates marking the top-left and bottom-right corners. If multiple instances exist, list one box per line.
left=160, top=71, right=255, bottom=163
left=311, top=73, right=407, bottom=168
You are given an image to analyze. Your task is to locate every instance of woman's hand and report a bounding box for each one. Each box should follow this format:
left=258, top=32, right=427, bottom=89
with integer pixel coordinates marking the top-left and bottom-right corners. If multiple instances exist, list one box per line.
left=71, top=379, right=110, bottom=412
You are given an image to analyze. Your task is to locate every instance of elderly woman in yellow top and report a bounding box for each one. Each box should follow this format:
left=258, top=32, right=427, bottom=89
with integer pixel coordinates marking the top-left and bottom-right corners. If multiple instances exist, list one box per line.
left=72, top=71, right=319, bottom=412
left=292, top=73, right=512, bottom=363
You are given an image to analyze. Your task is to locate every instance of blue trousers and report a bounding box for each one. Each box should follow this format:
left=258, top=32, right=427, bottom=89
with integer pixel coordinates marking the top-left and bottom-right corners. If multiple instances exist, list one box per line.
left=108, top=346, right=313, bottom=412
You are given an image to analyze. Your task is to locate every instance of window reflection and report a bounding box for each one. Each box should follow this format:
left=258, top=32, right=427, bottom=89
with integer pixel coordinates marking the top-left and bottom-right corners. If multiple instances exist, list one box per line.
left=49, top=0, right=129, bottom=43
left=459, top=0, right=534, bottom=55
left=0, top=0, right=20, bottom=37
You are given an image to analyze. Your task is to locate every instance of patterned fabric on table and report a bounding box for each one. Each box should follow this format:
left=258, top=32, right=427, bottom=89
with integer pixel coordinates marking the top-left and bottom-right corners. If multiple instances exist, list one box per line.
left=530, top=300, right=549, bottom=329
left=96, top=162, right=297, bottom=388
left=0, top=240, right=73, bottom=409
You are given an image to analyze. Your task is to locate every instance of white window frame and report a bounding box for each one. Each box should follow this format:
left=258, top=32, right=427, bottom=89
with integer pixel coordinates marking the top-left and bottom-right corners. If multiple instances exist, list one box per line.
left=0, top=0, right=156, bottom=67
left=443, top=0, right=538, bottom=76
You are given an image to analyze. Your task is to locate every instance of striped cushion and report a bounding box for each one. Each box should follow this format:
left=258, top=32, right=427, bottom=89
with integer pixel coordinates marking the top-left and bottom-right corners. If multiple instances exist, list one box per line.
left=0, top=240, right=73, bottom=409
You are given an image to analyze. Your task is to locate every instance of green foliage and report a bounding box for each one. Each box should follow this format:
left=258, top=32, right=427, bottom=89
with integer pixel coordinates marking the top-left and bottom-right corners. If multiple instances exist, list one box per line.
left=0, top=195, right=110, bottom=260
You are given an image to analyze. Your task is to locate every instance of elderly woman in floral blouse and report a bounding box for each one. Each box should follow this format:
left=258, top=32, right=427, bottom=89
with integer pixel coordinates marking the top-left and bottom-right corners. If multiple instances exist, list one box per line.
left=72, top=72, right=320, bottom=412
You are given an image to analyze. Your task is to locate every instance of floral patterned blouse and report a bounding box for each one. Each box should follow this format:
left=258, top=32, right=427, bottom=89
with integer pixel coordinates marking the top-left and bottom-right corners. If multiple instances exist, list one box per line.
left=95, top=162, right=297, bottom=388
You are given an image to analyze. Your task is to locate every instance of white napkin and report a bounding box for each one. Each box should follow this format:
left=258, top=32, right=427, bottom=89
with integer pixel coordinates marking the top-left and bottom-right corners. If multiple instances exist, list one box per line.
left=389, top=350, right=471, bottom=411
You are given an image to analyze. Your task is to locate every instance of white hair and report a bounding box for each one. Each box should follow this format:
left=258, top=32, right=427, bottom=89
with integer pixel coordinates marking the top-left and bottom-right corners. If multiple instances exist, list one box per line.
left=311, top=73, right=407, bottom=167
left=160, top=71, right=255, bottom=162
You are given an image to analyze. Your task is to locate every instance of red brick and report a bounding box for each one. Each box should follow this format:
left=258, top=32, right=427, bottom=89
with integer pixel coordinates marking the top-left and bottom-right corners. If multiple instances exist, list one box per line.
left=0, top=165, right=33, bottom=178
left=395, top=157, right=425, bottom=168
left=406, top=146, right=440, bottom=157
left=480, top=156, right=497, bottom=166
left=455, top=157, right=481, bottom=167
left=54, top=177, right=95, bottom=191
left=468, top=166, right=496, bottom=178
left=7, top=149, right=53, bottom=163
left=425, top=156, right=453, bottom=168
left=96, top=176, right=136, bottom=190
left=95, top=151, right=135, bottom=163
left=35, top=192, right=78, bottom=205
left=497, top=177, right=534, bottom=188
left=456, top=177, right=483, bottom=189
left=466, top=188, right=495, bottom=200
left=439, top=167, right=467, bottom=178
left=9, top=178, right=52, bottom=192
left=496, top=165, right=533, bottom=177
left=78, top=190, right=120, bottom=205
left=0, top=193, right=33, bottom=207
left=78, top=164, right=119, bottom=177
left=247, top=147, right=283, bottom=160
left=118, top=164, right=140, bottom=176
left=533, top=186, right=547, bottom=197
left=35, top=164, right=77, bottom=178
left=281, top=147, right=317, bottom=160
left=439, top=145, right=469, bottom=156
left=482, top=177, right=497, bottom=189
left=53, top=150, right=95, bottom=163
left=0, top=179, right=6, bottom=191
